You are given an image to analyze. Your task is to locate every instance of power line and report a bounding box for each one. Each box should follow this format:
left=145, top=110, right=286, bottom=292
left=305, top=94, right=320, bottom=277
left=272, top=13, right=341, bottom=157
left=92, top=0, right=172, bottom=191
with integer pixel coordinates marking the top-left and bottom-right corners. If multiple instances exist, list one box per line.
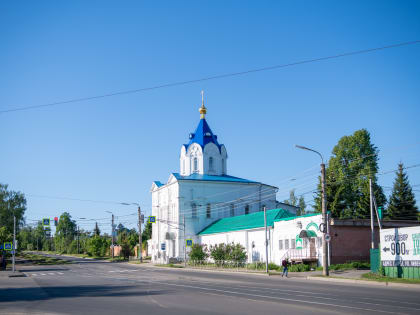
left=1, top=40, right=419, bottom=114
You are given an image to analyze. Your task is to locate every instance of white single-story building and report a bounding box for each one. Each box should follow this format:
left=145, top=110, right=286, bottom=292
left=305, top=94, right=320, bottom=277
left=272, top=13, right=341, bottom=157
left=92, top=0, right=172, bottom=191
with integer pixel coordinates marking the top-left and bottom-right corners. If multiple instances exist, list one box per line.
left=199, top=209, right=326, bottom=266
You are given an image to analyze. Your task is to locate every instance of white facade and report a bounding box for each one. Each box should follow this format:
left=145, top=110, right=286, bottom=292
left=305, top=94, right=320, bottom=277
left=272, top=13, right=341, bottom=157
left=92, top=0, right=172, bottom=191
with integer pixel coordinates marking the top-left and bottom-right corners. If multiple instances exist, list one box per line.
left=150, top=99, right=279, bottom=263
left=200, top=213, right=326, bottom=266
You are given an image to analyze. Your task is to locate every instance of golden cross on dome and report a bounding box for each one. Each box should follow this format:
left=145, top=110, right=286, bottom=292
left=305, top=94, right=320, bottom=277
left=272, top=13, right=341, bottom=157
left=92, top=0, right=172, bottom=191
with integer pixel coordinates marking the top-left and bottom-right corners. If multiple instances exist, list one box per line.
left=199, top=90, right=207, bottom=119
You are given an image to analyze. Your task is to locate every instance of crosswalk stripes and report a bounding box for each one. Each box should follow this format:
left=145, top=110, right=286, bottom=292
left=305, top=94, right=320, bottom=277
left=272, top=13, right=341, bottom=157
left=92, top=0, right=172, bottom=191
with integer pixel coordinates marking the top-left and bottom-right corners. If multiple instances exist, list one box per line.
left=24, top=271, right=66, bottom=277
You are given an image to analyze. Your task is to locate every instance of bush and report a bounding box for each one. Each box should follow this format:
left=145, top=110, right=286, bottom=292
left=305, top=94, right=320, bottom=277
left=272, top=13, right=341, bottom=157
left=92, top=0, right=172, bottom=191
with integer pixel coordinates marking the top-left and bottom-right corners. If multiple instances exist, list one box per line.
left=227, top=243, right=247, bottom=265
left=268, top=262, right=280, bottom=271
left=289, top=263, right=310, bottom=272
left=189, top=244, right=208, bottom=263
left=210, top=243, right=227, bottom=266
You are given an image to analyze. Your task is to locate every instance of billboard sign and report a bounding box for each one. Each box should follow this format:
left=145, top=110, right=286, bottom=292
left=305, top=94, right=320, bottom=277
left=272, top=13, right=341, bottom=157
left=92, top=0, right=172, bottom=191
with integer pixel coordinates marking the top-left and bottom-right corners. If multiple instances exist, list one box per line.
left=380, top=226, right=420, bottom=267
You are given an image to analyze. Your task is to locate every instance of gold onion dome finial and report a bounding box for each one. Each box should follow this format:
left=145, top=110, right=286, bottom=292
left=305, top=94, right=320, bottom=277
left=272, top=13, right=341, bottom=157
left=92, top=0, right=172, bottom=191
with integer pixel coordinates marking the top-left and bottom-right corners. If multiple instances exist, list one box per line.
left=199, top=90, right=207, bottom=119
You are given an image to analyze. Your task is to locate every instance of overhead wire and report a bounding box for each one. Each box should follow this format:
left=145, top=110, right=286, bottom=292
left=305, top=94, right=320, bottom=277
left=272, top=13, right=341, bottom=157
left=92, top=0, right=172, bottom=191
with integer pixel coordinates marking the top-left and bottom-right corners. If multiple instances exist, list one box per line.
left=1, top=40, right=419, bottom=114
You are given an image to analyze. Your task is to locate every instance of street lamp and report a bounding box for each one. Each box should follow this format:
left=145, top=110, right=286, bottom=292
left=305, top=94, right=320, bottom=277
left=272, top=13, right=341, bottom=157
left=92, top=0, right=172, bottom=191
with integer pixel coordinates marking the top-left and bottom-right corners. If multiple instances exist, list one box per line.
left=105, top=211, right=115, bottom=259
left=295, top=144, right=329, bottom=276
left=121, top=202, right=143, bottom=262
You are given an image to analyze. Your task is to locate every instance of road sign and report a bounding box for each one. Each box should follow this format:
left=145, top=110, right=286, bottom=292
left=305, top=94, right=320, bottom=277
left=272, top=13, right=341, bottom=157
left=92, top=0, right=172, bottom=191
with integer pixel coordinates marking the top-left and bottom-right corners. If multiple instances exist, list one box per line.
left=186, top=239, right=193, bottom=247
left=380, top=226, right=420, bottom=267
left=149, top=216, right=156, bottom=223
left=161, top=243, right=166, bottom=251
left=324, top=233, right=331, bottom=242
left=4, top=242, right=13, bottom=250
left=43, top=218, right=50, bottom=226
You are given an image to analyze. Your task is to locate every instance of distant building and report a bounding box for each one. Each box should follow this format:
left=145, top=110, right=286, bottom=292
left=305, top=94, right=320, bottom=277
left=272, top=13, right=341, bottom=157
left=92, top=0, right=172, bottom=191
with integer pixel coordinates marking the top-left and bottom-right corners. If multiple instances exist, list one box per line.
left=150, top=94, right=282, bottom=263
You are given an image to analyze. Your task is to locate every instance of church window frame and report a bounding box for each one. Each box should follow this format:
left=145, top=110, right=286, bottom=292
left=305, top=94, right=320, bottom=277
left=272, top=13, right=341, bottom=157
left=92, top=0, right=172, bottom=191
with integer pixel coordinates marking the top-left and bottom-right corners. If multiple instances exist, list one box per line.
left=245, top=205, right=250, bottom=215
left=209, top=157, right=214, bottom=171
left=230, top=204, right=235, bottom=217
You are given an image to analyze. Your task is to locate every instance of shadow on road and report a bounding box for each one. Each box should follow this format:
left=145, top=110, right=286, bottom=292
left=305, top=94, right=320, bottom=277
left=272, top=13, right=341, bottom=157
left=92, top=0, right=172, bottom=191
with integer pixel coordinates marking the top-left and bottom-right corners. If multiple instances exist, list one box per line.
left=0, top=285, right=170, bottom=302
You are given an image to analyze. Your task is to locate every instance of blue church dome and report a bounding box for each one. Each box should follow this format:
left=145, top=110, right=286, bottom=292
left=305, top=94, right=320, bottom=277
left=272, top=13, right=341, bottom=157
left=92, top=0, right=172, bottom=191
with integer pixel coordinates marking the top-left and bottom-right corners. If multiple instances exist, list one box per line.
left=185, top=118, right=222, bottom=152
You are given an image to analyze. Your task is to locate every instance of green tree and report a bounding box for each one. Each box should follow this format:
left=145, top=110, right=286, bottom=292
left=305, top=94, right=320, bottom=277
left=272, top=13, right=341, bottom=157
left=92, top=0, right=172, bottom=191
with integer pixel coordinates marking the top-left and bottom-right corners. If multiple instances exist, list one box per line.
left=87, top=236, right=110, bottom=257
left=209, top=243, right=227, bottom=266
left=298, top=196, right=306, bottom=216
left=386, top=163, right=418, bottom=221
left=142, top=221, right=152, bottom=241
left=227, top=243, right=247, bottom=265
left=54, top=212, right=77, bottom=253
left=189, top=244, right=208, bottom=263
left=314, top=129, right=386, bottom=219
left=0, top=184, right=26, bottom=245
left=93, top=222, right=101, bottom=236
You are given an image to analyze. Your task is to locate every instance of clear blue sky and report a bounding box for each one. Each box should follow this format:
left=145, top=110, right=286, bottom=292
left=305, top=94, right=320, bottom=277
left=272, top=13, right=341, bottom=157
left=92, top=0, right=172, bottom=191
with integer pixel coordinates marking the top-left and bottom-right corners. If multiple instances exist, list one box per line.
left=1, top=1, right=419, bottom=234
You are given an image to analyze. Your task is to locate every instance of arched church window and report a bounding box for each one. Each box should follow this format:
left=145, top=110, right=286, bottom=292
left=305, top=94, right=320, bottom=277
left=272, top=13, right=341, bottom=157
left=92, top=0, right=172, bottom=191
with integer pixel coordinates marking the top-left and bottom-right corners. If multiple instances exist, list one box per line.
left=245, top=205, right=250, bottom=215
left=209, top=157, right=213, bottom=171
left=193, top=157, right=198, bottom=173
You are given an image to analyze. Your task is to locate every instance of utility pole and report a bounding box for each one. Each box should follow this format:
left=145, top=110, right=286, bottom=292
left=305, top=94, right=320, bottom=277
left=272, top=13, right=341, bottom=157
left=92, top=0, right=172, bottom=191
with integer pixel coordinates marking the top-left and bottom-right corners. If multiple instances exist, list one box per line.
left=263, top=206, right=268, bottom=273
left=13, top=215, right=16, bottom=273
left=77, top=226, right=80, bottom=254
left=138, top=206, right=143, bottom=262
left=320, top=162, right=329, bottom=276
left=369, top=178, right=375, bottom=249
left=111, top=214, right=115, bottom=259
left=183, top=215, right=186, bottom=267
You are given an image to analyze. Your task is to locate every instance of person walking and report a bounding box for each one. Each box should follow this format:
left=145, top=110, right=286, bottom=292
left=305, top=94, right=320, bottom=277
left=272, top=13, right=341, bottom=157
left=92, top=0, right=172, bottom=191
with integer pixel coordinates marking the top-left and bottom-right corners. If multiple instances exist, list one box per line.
left=281, top=259, right=289, bottom=277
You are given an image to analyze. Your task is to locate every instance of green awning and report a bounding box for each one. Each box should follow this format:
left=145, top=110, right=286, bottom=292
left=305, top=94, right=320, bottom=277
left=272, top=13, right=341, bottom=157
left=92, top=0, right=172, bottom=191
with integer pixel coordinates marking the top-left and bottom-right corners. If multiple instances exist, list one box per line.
left=299, top=229, right=317, bottom=238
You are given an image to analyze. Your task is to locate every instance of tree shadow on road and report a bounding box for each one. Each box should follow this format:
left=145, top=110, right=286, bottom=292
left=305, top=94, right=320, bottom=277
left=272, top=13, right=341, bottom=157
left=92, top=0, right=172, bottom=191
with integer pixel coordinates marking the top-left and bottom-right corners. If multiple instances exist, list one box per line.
left=0, top=285, right=170, bottom=302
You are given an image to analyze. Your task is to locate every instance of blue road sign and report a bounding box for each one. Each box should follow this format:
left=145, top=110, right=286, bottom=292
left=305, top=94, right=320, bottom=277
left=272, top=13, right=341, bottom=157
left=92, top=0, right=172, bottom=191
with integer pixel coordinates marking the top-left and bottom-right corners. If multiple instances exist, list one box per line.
left=161, top=243, right=166, bottom=251
left=43, top=218, right=50, bottom=226
left=186, top=239, right=193, bottom=247
left=4, top=242, right=13, bottom=250
left=149, top=216, right=156, bottom=223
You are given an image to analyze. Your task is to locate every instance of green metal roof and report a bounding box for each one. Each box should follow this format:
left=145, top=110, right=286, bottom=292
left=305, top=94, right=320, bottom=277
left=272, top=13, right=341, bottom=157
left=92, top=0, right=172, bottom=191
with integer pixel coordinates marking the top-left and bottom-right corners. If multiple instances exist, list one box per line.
left=199, top=208, right=295, bottom=235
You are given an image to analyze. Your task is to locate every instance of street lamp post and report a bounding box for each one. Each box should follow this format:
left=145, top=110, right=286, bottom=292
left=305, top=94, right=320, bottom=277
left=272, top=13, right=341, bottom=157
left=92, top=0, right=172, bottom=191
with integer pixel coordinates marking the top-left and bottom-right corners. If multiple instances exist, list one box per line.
left=105, top=211, right=115, bottom=259
left=295, top=144, right=329, bottom=276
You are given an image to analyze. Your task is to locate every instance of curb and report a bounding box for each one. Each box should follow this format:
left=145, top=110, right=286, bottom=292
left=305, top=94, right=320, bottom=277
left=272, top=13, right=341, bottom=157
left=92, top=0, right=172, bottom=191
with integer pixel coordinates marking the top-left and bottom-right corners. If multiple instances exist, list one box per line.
left=132, top=263, right=270, bottom=277
left=306, top=276, right=420, bottom=290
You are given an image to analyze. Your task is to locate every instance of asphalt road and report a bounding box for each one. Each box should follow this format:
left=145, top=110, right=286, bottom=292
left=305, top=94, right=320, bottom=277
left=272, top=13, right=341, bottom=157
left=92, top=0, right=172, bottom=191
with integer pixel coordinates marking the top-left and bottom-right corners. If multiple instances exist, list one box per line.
left=1, top=254, right=420, bottom=315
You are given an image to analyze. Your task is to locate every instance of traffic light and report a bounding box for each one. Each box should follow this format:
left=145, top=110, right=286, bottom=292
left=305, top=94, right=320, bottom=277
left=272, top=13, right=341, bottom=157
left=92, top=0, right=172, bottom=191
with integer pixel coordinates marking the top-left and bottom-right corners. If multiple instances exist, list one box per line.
left=54, top=217, right=58, bottom=226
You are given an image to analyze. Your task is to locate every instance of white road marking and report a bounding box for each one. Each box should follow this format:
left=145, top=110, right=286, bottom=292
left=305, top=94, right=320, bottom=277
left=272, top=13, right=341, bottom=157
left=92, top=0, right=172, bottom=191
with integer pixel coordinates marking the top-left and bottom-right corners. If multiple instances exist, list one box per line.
left=151, top=281, right=402, bottom=314
left=41, top=273, right=46, bottom=276
left=58, top=272, right=64, bottom=275
left=48, top=273, right=55, bottom=275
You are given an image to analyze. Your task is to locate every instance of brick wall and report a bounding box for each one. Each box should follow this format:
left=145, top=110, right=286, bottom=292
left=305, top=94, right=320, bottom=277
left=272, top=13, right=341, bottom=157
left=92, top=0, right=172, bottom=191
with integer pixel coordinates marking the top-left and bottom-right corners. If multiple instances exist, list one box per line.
left=329, top=225, right=379, bottom=264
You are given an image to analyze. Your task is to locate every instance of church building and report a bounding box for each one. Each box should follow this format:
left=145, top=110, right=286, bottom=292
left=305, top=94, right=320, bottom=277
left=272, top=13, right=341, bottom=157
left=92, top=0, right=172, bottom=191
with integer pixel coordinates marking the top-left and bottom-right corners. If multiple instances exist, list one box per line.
left=150, top=94, right=281, bottom=263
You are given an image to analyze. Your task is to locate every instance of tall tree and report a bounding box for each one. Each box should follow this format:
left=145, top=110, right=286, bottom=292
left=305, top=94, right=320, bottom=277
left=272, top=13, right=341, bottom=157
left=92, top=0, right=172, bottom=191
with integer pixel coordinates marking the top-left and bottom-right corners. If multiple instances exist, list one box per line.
left=387, top=163, right=418, bottom=220
left=314, top=129, right=386, bottom=218
left=54, top=212, right=77, bottom=253
left=298, top=196, right=306, bottom=216
left=93, top=222, right=101, bottom=236
left=0, top=184, right=26, bottom=245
